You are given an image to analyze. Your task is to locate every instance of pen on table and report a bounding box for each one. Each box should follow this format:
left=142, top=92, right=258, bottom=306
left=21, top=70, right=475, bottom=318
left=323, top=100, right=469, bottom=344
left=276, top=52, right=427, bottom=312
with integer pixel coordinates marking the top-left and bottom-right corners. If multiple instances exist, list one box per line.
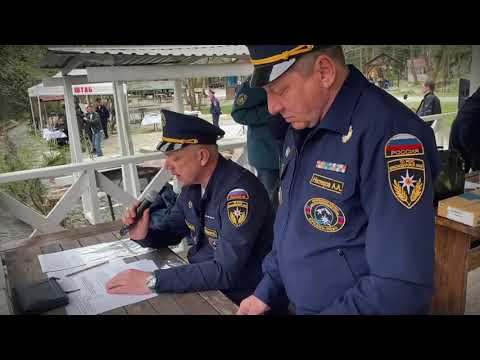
left=65, top=260, right=109, bottom=277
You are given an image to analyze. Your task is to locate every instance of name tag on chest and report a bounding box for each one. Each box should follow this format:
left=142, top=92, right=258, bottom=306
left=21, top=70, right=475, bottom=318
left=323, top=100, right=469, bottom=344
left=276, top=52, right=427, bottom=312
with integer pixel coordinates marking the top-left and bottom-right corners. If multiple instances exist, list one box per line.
left=310, top=174, right=344, bottom=194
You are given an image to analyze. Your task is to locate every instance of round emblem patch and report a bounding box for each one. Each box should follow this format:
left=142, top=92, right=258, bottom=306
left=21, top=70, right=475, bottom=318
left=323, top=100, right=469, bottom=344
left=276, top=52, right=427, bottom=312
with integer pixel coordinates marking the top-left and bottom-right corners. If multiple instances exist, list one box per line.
left=304, top=198, right=346, bottom=233
left=236, top=94, right=248, bottom=106
left=188, top=201, right=193, bottom=209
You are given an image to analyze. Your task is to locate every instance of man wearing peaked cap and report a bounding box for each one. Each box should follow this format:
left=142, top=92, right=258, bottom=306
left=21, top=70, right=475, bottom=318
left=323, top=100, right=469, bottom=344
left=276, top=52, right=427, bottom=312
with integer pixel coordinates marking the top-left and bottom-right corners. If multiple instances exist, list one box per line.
left=107, top=110, right=288, bottom=311
left=237, top=45, right=440, bottom=315
left=156, top=109, right=225, bottom=152
left=247, top=45, right=334, bottom=88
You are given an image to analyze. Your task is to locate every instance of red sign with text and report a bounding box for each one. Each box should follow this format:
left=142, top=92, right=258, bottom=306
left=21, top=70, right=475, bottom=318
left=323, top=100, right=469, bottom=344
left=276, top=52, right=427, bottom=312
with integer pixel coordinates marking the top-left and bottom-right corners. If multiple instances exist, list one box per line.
left=73, top=86, right=94, bottom=94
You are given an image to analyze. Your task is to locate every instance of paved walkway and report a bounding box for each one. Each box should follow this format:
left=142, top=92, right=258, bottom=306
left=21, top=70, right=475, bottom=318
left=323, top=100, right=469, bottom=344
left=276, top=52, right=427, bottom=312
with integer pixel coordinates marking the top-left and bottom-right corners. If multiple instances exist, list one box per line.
left=89, top=114, right=246, bottom=159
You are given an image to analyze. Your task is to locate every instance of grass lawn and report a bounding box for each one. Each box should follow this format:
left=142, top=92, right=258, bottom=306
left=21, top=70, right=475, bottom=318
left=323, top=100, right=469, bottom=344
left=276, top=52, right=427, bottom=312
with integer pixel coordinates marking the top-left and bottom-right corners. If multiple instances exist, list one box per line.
left=200, top=100, right=234, bottom=115
left=387, top=79, right=460, bottom=97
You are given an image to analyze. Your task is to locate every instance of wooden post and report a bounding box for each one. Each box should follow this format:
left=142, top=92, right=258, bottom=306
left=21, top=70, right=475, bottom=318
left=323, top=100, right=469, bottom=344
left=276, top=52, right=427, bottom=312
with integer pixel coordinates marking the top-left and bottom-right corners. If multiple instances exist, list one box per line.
left=64, top=76, right=101, bottom=225
left=430, top=223, right=471, bottom=314
left=174, top=79, right=185, bottom=114
left=113, top=80, right=140, bottom=198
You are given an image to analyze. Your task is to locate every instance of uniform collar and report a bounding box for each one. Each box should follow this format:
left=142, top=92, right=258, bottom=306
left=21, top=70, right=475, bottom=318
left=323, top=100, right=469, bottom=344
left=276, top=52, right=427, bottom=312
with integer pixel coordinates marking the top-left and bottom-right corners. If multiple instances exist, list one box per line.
left=315, top=65, right=366, bottom=135
left=202, top=155, right=229, bottom=202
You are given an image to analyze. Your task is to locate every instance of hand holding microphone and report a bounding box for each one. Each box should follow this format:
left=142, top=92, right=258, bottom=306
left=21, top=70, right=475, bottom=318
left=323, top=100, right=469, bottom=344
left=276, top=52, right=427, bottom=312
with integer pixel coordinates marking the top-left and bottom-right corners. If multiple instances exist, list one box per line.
left=119, top=192, right=157, bottom=239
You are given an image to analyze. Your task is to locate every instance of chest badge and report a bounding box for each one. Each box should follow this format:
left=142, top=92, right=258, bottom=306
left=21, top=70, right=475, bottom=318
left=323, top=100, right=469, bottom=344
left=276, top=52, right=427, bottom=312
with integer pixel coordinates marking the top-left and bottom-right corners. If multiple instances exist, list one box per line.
left=316, top=160, right=347, bottom=173
left=285, top=146, right=291, bottom=158
left=304, top=198, right=346, bottom=233
left=185, top=220, right=195, bottom=233
left=188, top=200, right=193, bottom=209
left=342, top=126, right=353, bottom=143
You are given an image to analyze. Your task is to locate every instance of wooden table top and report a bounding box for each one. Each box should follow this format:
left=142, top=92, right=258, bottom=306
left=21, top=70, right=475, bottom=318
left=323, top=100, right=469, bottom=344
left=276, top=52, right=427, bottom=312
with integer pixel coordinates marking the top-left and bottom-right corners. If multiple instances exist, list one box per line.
left=0, top=221, right=238, bottom=315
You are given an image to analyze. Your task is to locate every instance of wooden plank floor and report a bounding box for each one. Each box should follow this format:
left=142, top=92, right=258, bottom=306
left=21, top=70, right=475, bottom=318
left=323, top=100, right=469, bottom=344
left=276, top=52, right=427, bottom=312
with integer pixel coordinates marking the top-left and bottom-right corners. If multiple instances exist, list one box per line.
left=2, top=223, right=238, bottom=315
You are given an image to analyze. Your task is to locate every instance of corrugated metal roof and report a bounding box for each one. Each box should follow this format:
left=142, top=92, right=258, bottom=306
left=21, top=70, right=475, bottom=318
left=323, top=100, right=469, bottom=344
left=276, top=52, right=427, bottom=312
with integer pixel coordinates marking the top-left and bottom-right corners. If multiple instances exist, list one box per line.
left=47, top=45, right=249, bottom=56
left=40, top=45, right=250, bottom=69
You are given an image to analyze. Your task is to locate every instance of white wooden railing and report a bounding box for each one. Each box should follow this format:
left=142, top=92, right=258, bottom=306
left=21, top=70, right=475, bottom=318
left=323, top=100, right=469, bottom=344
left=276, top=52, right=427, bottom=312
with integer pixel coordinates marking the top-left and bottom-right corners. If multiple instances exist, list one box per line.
left=421, top=112, right=458, bottom=150
left=0, top=139, right=248, bottom=251
left=0, top=112, right=457, bottom=251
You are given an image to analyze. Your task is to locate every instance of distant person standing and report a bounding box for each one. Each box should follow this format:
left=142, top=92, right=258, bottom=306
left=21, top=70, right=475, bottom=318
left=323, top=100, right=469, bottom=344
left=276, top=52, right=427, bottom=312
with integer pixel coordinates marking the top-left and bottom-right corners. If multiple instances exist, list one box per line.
left=416, top=79, right=442, bottom=117
left=96, top=98, right=110, bottom=139
left=84, top=104, right=103, bottom=157
left=449, top=87, right=480, bottom=173
left=208, top=89, right=222, bottom=130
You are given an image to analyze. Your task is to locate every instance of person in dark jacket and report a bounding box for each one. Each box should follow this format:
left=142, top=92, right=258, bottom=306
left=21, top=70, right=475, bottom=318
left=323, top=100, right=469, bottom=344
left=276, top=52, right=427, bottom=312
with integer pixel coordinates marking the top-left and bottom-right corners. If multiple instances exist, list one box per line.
left=208, top=89, right=222, bottom=129
left=231, top=79, right=282, bottom=203
left=96, top=98, right=110, bottom=139
left=106, top=110, right=285, bottom=309
left=84, top=104, right=103, bottom=157
left=449, top=87, right=480, bottom=173
left=416, top=79, right=442, bottom=117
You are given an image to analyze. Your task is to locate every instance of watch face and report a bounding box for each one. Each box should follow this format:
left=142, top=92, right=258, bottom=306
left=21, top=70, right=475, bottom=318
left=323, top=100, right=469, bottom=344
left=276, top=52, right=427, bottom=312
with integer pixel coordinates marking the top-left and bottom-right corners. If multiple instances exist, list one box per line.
left=146, top=275, right=156, bottom=289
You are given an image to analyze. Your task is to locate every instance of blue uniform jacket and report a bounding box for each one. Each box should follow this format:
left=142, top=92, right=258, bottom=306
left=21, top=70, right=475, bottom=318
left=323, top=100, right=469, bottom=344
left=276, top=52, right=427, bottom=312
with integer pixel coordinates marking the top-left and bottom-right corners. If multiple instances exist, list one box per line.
left=254, top=65, right=440, bottom=314
left=137, top=155, right=275, bottom=304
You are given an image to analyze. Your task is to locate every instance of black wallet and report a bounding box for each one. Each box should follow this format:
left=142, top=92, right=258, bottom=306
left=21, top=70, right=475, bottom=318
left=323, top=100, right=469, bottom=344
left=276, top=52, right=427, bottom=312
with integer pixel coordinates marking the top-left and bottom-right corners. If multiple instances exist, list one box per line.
left=14, top=278, right=69, bottom=315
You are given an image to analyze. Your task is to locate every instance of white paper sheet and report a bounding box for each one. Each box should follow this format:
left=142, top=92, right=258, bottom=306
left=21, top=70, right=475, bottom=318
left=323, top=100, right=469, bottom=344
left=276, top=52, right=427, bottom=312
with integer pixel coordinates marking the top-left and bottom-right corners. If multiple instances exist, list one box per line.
left=38, top=239, right=154, bottom=273
left=65, top=259, right=161, bottom=315
left=38, top=250, right=85, bottom=273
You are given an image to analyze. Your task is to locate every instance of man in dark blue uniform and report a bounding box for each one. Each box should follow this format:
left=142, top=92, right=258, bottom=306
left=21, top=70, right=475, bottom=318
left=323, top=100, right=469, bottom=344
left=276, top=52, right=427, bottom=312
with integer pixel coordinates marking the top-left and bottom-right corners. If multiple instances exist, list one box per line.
left=449, top=87, right=480, bottom=173
left=238, top=45, right=440, bottom=315
left=106, top=110, right=277, bottom=306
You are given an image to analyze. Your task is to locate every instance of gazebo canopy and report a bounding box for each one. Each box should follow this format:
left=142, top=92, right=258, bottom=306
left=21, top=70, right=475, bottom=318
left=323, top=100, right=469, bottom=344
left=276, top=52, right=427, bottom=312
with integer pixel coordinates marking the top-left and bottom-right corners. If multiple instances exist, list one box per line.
left=40, top=45, right=250, bottom=73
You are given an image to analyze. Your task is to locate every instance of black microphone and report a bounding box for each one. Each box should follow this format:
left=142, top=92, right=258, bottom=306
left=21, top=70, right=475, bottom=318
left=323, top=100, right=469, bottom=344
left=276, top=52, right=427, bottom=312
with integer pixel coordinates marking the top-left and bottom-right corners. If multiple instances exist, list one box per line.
left=119, top=191, right=158, bottom=237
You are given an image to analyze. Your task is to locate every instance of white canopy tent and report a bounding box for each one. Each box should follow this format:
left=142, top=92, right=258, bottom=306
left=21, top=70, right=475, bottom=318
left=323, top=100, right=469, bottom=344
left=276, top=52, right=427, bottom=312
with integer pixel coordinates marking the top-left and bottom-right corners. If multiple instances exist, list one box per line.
left=28, top=69, right=176, bottom=133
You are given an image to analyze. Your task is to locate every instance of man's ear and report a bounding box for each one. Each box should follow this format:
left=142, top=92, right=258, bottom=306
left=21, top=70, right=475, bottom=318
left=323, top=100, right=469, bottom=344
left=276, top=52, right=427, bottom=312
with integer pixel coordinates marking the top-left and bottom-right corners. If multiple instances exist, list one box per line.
left=199, top=147, right=211, bottom=166
left=313, top=55, right=336, bottom=89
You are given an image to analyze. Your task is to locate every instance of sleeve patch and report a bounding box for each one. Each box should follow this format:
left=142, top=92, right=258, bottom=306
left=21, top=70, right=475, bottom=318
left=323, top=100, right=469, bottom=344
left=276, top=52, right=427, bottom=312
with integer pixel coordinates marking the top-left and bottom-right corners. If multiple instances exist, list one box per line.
left=227, top=188, right=250, bottom=201
left=387, top=158, right=425, bottom=209
left=226, top=188, right=249, bottom=227
left=235, top=93, right=248, bottom=106
left=385, top=133, right=424, bottom=158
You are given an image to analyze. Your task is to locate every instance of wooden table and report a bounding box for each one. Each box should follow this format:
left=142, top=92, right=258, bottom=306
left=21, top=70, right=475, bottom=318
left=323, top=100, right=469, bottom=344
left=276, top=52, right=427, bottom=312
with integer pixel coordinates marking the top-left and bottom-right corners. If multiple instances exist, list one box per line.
left=0, top=221, right=238, bottom=315
left=430, top=215, right=480, bottom=314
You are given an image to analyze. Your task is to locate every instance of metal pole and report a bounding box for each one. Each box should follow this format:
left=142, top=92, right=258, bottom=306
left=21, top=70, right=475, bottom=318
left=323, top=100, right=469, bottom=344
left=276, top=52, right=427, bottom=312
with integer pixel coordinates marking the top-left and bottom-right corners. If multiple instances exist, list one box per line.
left=37, top=96, right=43, bottom=130
left=29, top=96, right=37, bottom=135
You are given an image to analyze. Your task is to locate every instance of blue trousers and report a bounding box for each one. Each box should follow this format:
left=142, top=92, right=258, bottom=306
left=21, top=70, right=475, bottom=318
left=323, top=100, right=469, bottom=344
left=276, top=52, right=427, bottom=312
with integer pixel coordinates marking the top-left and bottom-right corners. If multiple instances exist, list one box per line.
left=93, top=131, right=103, bottom=157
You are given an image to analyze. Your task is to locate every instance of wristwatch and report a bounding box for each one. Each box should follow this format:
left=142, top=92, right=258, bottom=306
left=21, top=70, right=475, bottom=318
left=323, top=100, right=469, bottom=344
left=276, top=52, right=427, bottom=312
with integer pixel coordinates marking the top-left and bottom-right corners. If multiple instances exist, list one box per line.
left=145, top=273, right=157, bottom=290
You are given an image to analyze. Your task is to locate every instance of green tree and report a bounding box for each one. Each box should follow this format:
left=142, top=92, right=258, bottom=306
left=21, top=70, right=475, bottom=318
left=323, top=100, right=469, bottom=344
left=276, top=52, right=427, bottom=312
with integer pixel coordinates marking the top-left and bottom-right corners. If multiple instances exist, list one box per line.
left=0, top=45, right=56, bottom=122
